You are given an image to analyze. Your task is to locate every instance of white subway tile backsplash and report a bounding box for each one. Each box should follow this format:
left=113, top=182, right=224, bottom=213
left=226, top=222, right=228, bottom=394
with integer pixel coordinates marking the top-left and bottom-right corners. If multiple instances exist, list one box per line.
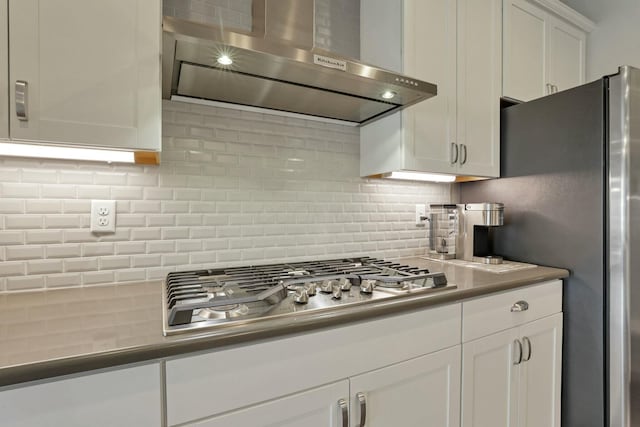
left=27, top=260, right=64, bottom=275
left=5, top=215, right=44, bottom=230
left=0, top=101, right=448, bottom=292
left=0, top=261, right=25, bottom=277
left=115, top=241, right=146, bottom=255
left=46, top=244, right=82, bottom=259
left=0, top=231, right=25, bottom=245
left=46, top=273, right=82, bottom=288
left=131, top=228, right=162, bottom=241
left=98, top=256, right=132, bottom=270
left=4, top=183, right=41, bottom=199
left=115, top=269, right=146, bottom=283
left=44, top=215, right=83, bottom=229
left=64, top=258, right=99, bottom=272
left=82, top=243, right=115, bottom=257
left=82, top=271, right=115, bottom=285
left=7, top=276, right=45, bottom=291
left=77, top=185, right=110, bottom=199
left=25, top=230, right=65, bottom=245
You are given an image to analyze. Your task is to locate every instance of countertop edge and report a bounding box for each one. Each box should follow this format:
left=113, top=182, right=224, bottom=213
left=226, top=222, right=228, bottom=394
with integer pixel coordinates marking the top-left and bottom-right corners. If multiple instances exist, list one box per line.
left=0, top=269, right=568, bottom=388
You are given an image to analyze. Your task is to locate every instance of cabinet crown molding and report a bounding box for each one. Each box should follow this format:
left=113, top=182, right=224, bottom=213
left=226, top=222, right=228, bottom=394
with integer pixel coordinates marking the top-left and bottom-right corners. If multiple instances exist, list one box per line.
left=532, top=0, right=596, bottom=32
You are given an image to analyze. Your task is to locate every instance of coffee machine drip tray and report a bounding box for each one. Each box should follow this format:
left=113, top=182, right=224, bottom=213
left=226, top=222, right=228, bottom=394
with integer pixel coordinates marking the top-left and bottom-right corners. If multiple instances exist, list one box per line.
left=432, top=259, right=538, bottom=274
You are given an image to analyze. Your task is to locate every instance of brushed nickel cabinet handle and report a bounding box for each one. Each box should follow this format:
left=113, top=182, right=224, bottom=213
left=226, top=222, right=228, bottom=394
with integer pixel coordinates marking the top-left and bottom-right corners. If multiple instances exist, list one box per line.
left=522, top=336, right=532, bottom=361
left=356, top=392, right=367, bottom=427
left=15, top=80, right=28, bottom=121
left=451, top=142, right=459, bottom=165
left=546, top=83, right=552, bottom=94
left=338, top=398, right=348, bottom=427
left=510, top=300, right=529, bottom=312
left=460, top=144, right=468, bottom=165
left=513, top=339, right=523, bottom=365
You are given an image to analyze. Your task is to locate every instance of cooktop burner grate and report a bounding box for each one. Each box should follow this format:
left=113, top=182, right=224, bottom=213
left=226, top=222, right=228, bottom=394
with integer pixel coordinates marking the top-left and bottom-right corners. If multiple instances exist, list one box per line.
left=163, top=257, right=451, bottom=333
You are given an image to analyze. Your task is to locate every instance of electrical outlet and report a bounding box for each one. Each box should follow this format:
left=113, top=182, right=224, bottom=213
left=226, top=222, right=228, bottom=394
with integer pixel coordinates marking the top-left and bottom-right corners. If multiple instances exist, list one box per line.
left=415, top=204, right=426, bottom=226
left=91, top=200, right=116, bottom=233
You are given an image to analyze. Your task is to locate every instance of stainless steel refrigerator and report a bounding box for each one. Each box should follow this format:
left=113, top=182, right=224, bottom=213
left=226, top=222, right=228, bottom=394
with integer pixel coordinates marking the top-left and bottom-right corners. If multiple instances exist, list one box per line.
left=461, top=66, right=640, bottom=427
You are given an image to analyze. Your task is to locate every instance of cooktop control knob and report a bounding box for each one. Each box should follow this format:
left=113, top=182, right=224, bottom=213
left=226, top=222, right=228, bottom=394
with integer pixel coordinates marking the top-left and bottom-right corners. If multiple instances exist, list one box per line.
left=360, top=279, right=376, bottom=294
left=320, top=280, right=336, bottom=293
left=339, top=278, right=352, bottom=291
left=294, top=288, right=309, bottom=304
left=332, top=284, right=342, bottom=299
left=306, top=282, right=317, bottom=296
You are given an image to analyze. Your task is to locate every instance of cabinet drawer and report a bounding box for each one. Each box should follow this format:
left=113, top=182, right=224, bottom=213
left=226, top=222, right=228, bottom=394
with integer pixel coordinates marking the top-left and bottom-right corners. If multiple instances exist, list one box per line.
left=462, top=280, right=562, bottom=342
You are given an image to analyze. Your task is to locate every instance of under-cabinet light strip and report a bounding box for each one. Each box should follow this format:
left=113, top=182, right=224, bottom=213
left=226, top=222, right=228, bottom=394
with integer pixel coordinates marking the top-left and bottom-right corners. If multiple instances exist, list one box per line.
left=386, top=171, right=457, bottom=183
left=0, top=142, right=136, bottom=163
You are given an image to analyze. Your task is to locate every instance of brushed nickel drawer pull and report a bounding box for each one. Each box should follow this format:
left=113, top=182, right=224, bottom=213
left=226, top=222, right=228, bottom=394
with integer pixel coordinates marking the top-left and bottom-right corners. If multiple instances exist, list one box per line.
left=510, top=301, right=529, bottom=312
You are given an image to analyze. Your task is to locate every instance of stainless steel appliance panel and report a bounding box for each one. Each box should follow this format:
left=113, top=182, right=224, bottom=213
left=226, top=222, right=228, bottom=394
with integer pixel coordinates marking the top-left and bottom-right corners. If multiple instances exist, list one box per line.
left=608, top=66, right=640, bottom=427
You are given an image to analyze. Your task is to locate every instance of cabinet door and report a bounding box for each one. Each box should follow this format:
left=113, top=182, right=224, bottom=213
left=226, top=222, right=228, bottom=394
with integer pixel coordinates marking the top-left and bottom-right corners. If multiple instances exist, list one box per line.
left=462, top=328, right=520, bottom=427
left=0, top=0, right=7, bottom=139
left=402, top=0, right=457, bottom=175
left=350, top=346, right=461, bottom=427
left=0, top=363, right=161, bottom=427
left=9, top=0, right=161, bottom=151
left=457, top=0, right=501, bottom=177
left=518, top=313, right=563, bottom=427
left=548, top=17, right=585, bottom=93
left=503, top=0, right=548, bottom=101
left=183, top=381, right=349, bottom=427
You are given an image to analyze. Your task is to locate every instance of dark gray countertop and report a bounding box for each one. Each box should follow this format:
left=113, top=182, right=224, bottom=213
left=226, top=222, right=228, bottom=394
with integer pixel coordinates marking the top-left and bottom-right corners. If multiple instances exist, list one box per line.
left=0, top=257, right=568, bottom=387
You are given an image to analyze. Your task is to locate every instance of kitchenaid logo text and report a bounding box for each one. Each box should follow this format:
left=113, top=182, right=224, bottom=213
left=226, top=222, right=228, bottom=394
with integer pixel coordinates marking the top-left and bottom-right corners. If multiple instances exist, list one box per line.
left=313, top=54, right=347, bottom=71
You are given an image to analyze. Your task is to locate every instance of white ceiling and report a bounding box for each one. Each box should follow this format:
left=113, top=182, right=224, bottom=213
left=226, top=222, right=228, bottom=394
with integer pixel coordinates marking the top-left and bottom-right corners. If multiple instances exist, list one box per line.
left=559, top=0, right=609, bottom=22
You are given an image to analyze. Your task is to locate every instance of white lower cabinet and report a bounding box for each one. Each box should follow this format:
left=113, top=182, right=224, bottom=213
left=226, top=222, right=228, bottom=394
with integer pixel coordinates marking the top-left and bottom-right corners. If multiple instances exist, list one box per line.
left=462, top=328, right=520, bottom=427
left=462, top=282, right=562, bottom=427
left=166, top=304, right=462, bottom=426
left=517, top=314, right=563, bottom=427
left=0, top=362, right=162, bottom=427
left=183, top=380, right=350, bottom=427
left=350, top=345, right=461, bottom=427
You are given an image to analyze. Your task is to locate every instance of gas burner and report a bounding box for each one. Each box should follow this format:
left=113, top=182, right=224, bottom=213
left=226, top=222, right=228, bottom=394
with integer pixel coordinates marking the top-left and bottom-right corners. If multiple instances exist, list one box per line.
left=195, top=304, right=249, bottom=320
left=163, top=257, right=454, bottom=335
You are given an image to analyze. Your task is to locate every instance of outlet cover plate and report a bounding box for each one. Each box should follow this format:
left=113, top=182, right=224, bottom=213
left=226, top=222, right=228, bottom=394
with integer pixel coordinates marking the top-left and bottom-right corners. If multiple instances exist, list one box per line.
left=91, top=200, right=116, bottom=233
left=415, top=204, right=426, bottom=226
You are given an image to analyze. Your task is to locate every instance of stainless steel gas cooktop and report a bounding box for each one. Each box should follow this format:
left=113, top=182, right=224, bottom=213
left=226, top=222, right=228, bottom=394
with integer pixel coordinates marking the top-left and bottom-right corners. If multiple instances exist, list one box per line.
left=162, top=257, right=455, bottom=335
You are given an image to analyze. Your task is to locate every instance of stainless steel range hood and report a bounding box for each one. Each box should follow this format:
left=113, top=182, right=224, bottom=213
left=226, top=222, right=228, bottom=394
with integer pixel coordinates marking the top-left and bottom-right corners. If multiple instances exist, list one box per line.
left=162, top=0, right=437, bottom=126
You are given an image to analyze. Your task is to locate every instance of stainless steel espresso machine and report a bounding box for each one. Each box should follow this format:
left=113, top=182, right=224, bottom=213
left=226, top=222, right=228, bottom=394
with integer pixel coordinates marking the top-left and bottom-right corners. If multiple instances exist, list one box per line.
left=458, top=203, right=504, bottom=264
left=425, top=202, right=504, bottom=264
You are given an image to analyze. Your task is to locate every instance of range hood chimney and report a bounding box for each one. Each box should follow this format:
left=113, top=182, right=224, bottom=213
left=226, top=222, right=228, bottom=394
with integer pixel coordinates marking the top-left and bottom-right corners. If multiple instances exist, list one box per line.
left=162, top=0, right=437, bottom=126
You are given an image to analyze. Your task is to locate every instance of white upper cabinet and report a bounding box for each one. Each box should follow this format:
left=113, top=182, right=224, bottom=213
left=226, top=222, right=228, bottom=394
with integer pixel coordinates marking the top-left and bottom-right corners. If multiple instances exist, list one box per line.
left=8, top=0, right=161, bottom=152
left=503, top=0, right=593, bottom=102
left=0, top=0, right=7, bottom=140
left=360, top=0, right=501, bottom=179
left=456, top=0, right=502, bottom=177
